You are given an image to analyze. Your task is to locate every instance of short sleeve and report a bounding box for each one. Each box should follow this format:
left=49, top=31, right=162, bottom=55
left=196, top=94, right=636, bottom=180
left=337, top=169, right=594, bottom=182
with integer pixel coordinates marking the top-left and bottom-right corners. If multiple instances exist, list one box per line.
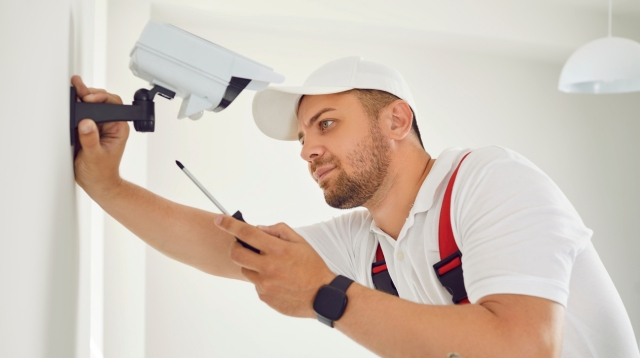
left=294, top=210, right=371, bottom=281
left=451, top=146, right=592, bottom=306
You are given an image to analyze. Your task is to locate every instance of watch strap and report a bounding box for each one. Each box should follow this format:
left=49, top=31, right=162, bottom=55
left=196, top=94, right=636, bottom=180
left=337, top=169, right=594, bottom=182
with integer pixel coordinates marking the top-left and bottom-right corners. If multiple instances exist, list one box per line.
left=317, top=314, right=334, bottom=327
left=329, top=275, right=354, bottom=292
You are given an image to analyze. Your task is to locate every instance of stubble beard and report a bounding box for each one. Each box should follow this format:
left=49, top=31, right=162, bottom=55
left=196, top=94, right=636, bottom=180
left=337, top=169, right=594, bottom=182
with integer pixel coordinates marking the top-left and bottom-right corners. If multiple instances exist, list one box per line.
left=320, top=123, right=391, bottom=209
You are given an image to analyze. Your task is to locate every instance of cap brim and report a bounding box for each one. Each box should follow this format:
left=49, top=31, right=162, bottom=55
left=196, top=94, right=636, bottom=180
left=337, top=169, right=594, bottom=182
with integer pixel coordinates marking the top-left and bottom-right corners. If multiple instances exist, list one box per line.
left=252, top=86, right=352, bottom=141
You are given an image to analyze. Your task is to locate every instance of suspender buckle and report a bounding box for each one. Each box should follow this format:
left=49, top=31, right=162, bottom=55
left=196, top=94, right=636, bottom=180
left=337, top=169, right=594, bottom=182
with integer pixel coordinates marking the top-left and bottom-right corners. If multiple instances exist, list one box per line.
left=371, top=259, right=399, bottom=296
left=433, top=250, right=468, bottom=304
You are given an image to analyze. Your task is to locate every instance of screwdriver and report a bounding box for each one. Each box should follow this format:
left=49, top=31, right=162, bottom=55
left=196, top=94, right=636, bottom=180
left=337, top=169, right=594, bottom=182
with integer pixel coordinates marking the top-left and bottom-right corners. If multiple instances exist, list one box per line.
left=175, top=160, right=260, bottom=254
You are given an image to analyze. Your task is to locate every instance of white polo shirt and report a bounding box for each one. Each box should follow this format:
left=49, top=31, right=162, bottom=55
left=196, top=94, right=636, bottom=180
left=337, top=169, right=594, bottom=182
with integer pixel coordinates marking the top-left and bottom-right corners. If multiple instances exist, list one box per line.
left=295, top=146, right=639, bottom=357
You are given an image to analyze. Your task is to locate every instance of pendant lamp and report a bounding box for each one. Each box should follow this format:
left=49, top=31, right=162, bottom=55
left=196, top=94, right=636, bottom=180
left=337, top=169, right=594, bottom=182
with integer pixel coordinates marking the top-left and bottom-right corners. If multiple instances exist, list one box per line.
left=558, top=0, right=640, bottom=93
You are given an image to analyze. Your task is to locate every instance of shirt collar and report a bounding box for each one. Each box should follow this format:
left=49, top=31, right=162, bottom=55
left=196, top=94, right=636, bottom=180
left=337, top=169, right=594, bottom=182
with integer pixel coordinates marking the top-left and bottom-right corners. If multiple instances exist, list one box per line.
left=410, top=147, right=463, bottom=214
left=368, top=147, right=464, bottom=236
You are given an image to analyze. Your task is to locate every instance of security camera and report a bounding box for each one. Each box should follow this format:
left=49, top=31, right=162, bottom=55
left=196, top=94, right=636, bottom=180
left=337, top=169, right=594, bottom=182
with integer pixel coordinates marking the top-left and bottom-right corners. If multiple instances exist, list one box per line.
left=130, top=21, right=285, bottom=120
left=70, top=21, right=284, bottom=145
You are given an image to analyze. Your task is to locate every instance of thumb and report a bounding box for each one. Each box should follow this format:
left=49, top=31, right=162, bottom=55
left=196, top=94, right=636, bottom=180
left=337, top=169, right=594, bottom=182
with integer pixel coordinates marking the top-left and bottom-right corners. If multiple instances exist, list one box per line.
left=77, top=119, right=101, bottom=154
left=258, top=223, right=302, bottom=243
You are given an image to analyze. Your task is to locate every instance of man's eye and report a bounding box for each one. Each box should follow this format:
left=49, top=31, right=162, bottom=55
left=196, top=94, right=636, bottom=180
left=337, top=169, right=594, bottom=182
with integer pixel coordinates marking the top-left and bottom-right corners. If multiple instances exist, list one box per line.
left=320, top=120, right=333, bottom=130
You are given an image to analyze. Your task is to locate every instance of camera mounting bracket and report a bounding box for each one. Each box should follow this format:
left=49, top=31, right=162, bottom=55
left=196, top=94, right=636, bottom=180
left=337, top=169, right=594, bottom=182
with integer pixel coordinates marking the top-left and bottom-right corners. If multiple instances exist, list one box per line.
left=70, top=85, right=175, bottom=145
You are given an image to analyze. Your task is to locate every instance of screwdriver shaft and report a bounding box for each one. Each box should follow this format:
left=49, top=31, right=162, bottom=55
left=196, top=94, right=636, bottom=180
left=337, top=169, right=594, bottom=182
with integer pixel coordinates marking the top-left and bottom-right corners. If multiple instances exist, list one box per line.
left=176, top=161, right=229, bottom=215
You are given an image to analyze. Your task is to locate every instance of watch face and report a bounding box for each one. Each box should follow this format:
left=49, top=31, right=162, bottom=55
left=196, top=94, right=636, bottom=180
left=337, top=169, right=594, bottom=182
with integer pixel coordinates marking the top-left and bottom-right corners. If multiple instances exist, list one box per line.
left=313, top=286, right=348, bottom=321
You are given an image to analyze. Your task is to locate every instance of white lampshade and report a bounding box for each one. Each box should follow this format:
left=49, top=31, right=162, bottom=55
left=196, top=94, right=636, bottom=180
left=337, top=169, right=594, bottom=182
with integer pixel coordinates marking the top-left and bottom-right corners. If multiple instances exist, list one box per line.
left=558, top=37, right=640, bottom=94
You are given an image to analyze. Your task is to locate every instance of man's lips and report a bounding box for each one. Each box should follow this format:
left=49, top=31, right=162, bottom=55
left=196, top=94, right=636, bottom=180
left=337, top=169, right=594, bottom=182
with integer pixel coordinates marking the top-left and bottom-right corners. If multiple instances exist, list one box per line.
left=313, top=167, right=334, bottom=182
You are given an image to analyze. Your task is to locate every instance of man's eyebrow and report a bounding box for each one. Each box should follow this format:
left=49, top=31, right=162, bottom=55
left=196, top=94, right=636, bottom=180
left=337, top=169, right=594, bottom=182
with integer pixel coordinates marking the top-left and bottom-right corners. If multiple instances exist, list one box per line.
left=298, top=108, right=336, bottom=141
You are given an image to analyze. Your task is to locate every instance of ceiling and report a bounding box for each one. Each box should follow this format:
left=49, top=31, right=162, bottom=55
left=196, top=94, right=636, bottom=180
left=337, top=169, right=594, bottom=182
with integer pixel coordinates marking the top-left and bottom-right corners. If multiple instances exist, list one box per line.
left=151, top=0, right=640, bottom=63
left=156, top=0, right=640, bottom=18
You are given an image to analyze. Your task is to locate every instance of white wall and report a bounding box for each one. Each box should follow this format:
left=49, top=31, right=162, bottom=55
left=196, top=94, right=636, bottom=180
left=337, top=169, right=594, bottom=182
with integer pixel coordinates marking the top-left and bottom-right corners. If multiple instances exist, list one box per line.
left=0, top=1, right=80, bottom=357
left=68, top=1, right=111, bottom=358
left=102, top=0, right=151, bottom=357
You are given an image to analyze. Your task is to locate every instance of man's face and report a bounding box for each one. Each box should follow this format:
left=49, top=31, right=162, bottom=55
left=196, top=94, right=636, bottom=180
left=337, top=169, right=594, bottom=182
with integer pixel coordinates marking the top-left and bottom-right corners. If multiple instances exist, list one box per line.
left=297, top=92, right=391, bottom=209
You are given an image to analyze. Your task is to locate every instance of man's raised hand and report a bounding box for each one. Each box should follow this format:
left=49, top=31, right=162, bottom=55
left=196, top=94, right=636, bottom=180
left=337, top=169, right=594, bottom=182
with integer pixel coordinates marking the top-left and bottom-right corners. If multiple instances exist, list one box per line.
left=71, top=75, right=129, bottom=198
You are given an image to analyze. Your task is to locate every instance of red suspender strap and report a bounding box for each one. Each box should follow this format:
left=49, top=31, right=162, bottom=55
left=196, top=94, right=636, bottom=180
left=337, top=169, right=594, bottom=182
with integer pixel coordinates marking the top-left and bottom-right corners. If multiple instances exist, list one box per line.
left=372, top=152, right=472, bottom=303
left=372, top=238, right=397, bottom=295
left=372, top=245, right=387, bottom=274
left=375, top=243, right=384, bottom=262
left=438, top=153, right=470, bottom=265
left=435, top=152, right=471, bottom=304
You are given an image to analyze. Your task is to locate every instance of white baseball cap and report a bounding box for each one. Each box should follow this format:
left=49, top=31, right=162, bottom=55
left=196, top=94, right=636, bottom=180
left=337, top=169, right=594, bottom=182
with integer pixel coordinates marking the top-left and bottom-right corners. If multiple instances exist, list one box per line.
left=252, top=56, right=417, bottom=141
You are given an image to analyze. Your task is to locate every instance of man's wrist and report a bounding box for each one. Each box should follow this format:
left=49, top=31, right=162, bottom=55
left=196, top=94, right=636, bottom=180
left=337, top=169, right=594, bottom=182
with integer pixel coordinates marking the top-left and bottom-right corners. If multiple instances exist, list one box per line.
left=322, top=272, right=337, bottom=286
left=313, top=275, right=354, bottom=327
left=307, top=272, right=337, bottom=318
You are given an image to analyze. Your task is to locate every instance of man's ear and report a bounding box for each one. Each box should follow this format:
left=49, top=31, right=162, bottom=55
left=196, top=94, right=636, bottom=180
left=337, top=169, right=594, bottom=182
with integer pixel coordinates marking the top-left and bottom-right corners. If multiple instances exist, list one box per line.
left=385, top=100, right=413, bottom=141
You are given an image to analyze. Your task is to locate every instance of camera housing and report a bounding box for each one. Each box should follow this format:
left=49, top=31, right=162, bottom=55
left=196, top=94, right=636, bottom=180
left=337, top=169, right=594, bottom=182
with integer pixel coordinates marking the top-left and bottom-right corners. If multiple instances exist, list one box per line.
left=129, top=21, right=285, bottom=120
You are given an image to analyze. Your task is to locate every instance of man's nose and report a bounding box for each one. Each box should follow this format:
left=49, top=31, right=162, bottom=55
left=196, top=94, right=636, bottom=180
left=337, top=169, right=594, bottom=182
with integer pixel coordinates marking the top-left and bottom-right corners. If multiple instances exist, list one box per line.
left=300, top=136, right=323, bottom=162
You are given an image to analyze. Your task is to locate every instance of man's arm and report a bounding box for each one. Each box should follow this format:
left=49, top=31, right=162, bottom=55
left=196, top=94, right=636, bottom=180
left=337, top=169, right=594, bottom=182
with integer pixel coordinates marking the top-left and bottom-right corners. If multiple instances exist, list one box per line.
left=72, top=76, right=245, bottom=281
left=214, top=216, right=565, bottom=358
left=336, top=284, right=564, bottom=358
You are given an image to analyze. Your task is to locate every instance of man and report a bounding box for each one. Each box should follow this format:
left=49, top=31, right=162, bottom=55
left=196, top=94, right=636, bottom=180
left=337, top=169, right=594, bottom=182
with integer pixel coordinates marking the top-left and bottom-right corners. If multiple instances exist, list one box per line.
left=72, top=56, right=638, bottom=357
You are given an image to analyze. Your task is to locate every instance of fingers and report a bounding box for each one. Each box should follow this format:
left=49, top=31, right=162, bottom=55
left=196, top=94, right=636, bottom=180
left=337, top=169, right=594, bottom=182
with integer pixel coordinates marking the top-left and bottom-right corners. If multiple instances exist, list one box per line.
left=230, top=242, right=265, bottom=272
left=257, top=223, right=303, bottom=243
left=214, top=215, right=282, bottom=253
left=240, top=267, right=260, bottom=286
left=71, top=75, right=123, bottom=104
left=71, top=75, right=90, bottom=98
left=77, top=119, right=102, bottom=155
left=239, top=268, right=272, bottom=298
left=257, top=225, right=281, bottom=238
left=84, top=91, right=123, bottom=105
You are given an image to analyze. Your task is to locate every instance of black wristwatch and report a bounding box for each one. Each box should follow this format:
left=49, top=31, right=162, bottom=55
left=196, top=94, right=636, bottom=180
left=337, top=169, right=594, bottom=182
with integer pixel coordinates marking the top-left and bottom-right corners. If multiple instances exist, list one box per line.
left=313, top=275, right=354, bottom=327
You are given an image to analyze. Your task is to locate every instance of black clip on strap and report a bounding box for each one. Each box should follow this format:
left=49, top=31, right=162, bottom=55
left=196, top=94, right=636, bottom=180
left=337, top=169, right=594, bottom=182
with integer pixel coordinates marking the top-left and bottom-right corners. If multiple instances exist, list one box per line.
left=371, top=260, right=399, bottom=296
left=432, top=250, right=468, bottom=304
left=231, top=210, right=260, bottom=254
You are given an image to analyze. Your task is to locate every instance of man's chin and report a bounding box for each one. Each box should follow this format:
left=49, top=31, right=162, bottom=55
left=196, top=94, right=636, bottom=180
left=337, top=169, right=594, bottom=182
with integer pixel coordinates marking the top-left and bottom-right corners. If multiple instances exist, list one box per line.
left=323, top=190, right=360, bottom=209
left=321, top=187, right=339, bottom=207
left=320, top=186, right=332, bottom=200
left=325, top=197, right=358, bottom=210
left=319, top=177, right=333, bottom=191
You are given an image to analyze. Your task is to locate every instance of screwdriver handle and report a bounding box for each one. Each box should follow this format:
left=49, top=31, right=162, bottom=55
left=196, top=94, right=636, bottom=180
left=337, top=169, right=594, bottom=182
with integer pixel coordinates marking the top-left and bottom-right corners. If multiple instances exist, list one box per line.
left=231, top=210, right=261, bottom=254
